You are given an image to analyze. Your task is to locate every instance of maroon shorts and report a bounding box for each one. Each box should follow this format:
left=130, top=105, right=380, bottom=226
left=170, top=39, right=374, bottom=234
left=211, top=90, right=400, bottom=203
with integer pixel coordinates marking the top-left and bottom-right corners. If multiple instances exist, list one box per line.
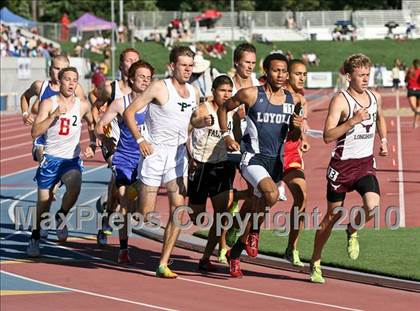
left=326, top=155, right=376, bottom=195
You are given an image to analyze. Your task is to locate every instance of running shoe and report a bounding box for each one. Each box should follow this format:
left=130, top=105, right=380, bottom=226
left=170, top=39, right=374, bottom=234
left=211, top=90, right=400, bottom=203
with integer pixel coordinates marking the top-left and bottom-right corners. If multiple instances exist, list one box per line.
left=310, top=262, right=325, bottom=284
left=198, top=258, right=218, bottom=272
left=102, top=215, right=113, bottom=236
left=118, top=249, right=131, bottom=264
left=226, top=250, right=243, bottom=278
left=156, top=264, right=178, bottom=279
left=26, top=238, right=40, bottom=257
left=347, top=230, right=359, bottom=260
left=55, top=213, right=68, bottom=242
left=226, top=227, right=239, bottom=248
left=97, top=230, right=107, bottom=247
left=284, top=247, right=304, bottom=267
left=278, top=184, right=287, bottom=201
left=245, top=232, right=259, bottom=257
left=218, top=248, right=228, bottom=264
left=229, top=200, right=239, bottom=215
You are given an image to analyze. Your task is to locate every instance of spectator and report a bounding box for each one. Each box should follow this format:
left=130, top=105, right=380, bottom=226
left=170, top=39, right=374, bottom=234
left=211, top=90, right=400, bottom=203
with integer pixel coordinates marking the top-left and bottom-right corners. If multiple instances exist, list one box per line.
left=117, top=23, right=127, bottom=43
left=189, top=54, right=219, bottom=102
left=307, top=52, right=320, bottom=66
left=60, top=12, right=70, bottom=42
left=91, top=63, right=107, bottom=89
left=392, top=59, right=401, bottom=92
left=209, top=37, right=226, bottom=59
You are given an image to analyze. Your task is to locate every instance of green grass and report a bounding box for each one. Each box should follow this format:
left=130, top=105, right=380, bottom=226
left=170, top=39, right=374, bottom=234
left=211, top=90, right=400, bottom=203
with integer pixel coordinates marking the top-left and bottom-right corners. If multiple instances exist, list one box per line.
left=62, top=39, right=420, bottom=75
left=195, top=227, right=420, bottom=281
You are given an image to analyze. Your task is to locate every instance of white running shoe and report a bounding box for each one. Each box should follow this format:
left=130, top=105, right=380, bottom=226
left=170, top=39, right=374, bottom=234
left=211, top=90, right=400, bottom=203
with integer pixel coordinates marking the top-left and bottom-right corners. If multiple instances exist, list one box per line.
left=26, top=239, right=40, bottom=257
left=56, top=214, right=68, bottom=242
left=278, top=184, right=287, bottom=201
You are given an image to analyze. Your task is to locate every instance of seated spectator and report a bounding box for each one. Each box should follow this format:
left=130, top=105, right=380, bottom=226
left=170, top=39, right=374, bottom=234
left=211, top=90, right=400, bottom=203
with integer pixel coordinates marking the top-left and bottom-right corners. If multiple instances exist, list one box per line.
left=307, top=53, right=320, bottom=66
left=91, top=63, right=107, bottom=89
left=209, top=37, right=226, bottom=59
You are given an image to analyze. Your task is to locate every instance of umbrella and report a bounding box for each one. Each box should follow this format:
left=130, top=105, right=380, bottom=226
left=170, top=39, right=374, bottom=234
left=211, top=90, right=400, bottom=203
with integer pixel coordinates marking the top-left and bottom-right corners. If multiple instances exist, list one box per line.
left=200, top=9, right=222, bottom=20
left=385, top=21, right=399, bottom=29
left=335, top=20, right=352, bottom=26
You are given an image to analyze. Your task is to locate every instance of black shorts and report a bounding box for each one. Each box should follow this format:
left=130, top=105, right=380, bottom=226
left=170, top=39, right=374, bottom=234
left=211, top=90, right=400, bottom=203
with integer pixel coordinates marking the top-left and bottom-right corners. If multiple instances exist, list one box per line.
left=392, top=79, right=400, bottom=88
left=327, top=174, right=380, bottom=202
left=407, top=89, right=420, bottom=99
left=188, top=160, right=236, bottom=205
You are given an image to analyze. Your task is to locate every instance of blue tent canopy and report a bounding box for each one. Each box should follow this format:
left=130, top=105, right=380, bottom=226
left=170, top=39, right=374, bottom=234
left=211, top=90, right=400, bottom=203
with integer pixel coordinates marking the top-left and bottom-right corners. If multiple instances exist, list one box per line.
left=0, top=7, right=36, bottom=27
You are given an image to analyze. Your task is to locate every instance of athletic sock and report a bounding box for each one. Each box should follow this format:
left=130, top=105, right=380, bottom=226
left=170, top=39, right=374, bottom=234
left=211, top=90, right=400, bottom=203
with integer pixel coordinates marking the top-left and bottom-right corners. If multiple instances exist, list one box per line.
left=120, top=239, right=128, bottom=250
left=230, top=240, right=246, bottom=259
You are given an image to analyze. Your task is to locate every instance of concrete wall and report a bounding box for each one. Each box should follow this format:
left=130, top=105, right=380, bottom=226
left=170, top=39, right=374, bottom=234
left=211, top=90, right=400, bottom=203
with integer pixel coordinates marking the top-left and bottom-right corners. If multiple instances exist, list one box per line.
left=0, top=57, right=91, bottom=113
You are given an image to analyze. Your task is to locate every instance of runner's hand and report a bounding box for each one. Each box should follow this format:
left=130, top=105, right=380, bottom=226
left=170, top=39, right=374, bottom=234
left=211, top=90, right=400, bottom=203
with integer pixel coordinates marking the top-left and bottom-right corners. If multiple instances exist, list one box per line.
left=84, top=145, right=95, bottom=159
left=139, top=140, right=153, bottom=157
left=53, top=103, right=67, bottom=117
left=203, top=114, right=214, bottom=127
left=351, top=108, right=370, bottom=125
left=22, top=113, right=34, bottom=125
left=224, top=135, right=240, bottom=152
left=379, top=139, right=388, bottom=156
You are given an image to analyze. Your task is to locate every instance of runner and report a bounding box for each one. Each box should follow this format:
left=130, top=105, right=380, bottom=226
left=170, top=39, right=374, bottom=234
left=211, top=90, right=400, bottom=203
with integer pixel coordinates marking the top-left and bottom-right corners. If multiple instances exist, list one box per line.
left=26, top=67, right=96, bottom=257
left=95, top=60, right=153, bottom=261
left=405, top=59, right=420, bottom=128
left=189, top=75, right=236, bottom=271
left=218, top=53, right=303, bottom=277
left=90, top=48, right=140, bottom=245
left=283, top=59, right=310, bottom=267
left=124, top=46, right=201, bottom=278
left=20, top=55, right=86, bottom=162
left=309, top=53, right=388, bottom=283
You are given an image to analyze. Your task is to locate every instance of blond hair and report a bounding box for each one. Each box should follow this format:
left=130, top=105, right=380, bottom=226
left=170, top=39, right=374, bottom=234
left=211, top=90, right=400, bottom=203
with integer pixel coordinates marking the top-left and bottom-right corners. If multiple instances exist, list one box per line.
left=343, top=54, right=372, bottom=74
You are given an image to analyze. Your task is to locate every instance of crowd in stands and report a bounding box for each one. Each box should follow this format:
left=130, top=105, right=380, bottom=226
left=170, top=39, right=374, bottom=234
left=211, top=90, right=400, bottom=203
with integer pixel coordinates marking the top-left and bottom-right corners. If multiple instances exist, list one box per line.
left=1, top=23, right=59, bottom=58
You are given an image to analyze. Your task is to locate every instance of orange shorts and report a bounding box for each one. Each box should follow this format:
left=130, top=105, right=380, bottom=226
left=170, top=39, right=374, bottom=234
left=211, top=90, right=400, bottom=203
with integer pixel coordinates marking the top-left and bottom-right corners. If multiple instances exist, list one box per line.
left=283, top=139, right=304, bottom=173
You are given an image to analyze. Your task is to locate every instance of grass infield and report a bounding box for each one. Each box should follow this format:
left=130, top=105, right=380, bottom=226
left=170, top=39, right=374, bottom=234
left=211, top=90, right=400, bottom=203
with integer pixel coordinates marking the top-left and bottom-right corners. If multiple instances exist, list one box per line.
left=62, top=39, right=420, bottom=75
left=194, top=227, right=420, bottom=281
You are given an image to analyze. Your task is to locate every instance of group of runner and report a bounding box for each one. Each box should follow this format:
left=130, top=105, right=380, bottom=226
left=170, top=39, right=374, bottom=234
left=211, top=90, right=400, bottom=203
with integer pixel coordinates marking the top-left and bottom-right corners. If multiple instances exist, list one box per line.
left=20, top=42, right=414, bottom=284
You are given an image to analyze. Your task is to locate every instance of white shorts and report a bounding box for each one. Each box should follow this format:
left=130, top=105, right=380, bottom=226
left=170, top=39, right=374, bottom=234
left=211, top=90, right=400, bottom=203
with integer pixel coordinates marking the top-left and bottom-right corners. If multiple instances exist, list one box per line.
left=137, top=144, right=188, bottom=187
left=240, top=152, right=283, bottom=197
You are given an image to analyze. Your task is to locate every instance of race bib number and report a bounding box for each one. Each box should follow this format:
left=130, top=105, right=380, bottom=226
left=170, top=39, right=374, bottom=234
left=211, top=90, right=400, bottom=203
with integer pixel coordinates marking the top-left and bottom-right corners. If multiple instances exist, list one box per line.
left=327, top=166, right=339, bottom=182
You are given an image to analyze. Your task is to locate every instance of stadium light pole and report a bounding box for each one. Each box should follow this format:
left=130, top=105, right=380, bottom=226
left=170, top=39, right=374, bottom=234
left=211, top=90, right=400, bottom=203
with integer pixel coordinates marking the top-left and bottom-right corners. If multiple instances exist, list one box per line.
left=119, top=0, right=123, bottom=25
left=111, top=0, right=116, bottom=80
left=230, top=0, right=235, bottom=68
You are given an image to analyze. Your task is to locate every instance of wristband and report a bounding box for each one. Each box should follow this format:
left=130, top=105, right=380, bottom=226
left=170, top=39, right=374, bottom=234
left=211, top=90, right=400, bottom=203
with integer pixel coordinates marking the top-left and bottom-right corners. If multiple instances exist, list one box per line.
left=22, top=112, right=29, bottom=117
left=221, top=131, right=230, bottom=138
left=136, top=137, right=145, bottom=144
left=381, top=138, right=388, bottom=144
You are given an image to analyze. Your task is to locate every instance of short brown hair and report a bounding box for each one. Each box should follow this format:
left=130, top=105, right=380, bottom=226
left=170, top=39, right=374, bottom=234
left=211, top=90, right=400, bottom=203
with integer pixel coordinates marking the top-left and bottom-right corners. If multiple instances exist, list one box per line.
left=233, top=43, right=256, bottom=67
left=119, top=48, right=140, bottom=64
left=58, top=67, right=78, bottom=80
left=343, top=54, right=372, bottom=74
left=169, top=46, right=195, bottom=64
left=53, top=54, right=70, bottom=65
left=128, top=60, right=154, bottom=88
left=212, top=75, right=233, bottom=90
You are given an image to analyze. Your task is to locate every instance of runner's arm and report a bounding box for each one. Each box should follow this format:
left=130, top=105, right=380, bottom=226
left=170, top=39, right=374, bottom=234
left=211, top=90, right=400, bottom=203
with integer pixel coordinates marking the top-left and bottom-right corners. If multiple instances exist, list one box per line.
left=81, top=99, right=96, bottom=158
left=190, top=102, right=213, bottom=129
left=374, top=92, right=388, bottom=156
left=20, top=80, right=42, bottom=124
left=31, top=99, right=55, bottom=138
left=95, top=98, right=123, bottom=139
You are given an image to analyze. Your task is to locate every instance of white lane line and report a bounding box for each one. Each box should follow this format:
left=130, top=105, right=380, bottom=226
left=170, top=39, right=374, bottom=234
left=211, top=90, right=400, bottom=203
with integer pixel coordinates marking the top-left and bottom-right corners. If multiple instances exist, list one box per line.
left=0, top=195, right=21, bottom=205
left=7, top=165, right=107, bottom=224
left=0, top=127, right=27, bottom=134
left=1, top=166, right=37, bottom=179
left=0, top=271, right=178, bottom=311
left=0, top=132, right=31, bottom=141
left=0, top=138, right=91, bottom=163
left=395, top=95, right=406, bottom=227
left=0, top=231, right=22, bottom=240
left=34, top=237, right=362, bottom=311
left=0, top=141, right=32, bottom=151
left=78, top=196, right=102, bottom=206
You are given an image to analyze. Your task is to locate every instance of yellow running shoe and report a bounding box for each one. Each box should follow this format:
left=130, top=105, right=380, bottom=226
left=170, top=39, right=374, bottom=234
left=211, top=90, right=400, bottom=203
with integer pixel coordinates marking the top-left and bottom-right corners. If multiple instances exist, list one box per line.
left=310, top=262, right=325, bottom=284
left=156, top=264, right=178, bottom=278
left=284, top=247, right=304, bottom=267
left=347, top=230, right=359, bottom=260
left=218, top=248, right=228, bottom=264
left=229, top=200, right=239, bottom=216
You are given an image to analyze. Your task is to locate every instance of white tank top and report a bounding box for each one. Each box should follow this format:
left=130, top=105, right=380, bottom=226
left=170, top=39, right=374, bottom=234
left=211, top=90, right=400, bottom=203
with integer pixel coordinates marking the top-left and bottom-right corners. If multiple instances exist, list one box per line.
left=44, top=96, right=82, bottom=159
left=191, top=101, right=234, bottom=163
left=333, top=90, right=377, bottom=160
left=145, top=79, right=197, bottom=146
left=231, top=76, right=260, bottom=95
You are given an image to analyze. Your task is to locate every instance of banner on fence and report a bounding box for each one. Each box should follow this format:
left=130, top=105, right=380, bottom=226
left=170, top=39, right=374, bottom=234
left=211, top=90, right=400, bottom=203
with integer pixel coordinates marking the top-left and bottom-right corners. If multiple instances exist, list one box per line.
left=307, top=72, right=332, bottom=88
